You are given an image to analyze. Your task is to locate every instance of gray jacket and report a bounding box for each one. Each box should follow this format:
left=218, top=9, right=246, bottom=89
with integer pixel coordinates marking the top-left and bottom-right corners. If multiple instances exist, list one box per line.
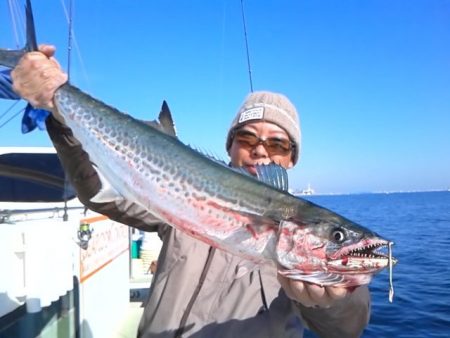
left=46, top=116, right=371, bottom=338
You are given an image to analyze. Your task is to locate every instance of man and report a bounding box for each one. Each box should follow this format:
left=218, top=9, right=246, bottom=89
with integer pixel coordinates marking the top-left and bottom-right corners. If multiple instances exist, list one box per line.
left=11, top=46, right=370, bottom=337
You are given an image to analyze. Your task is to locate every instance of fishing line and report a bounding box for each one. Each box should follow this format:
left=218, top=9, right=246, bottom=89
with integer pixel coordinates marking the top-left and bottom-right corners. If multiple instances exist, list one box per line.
left=0, top=100, right=20, bottom=122
left=60, top=0, right=91, bottom=89
left=7, top=0, right=24, bottom=48
left=240, top=0, right=253, bottom=92
left=0, top=106, right=25, bottom=129
left=0, top=100, right=25, bottom=128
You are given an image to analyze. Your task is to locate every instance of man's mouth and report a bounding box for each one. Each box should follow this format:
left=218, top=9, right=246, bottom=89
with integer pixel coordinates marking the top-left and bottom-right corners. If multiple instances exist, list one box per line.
left=244, top=162, right=270, bottom=176
left=244, top=164, right=257, bottom=176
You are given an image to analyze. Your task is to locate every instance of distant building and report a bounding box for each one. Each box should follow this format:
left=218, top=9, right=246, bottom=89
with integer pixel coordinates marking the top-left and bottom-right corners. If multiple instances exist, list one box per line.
left=299, top=183, right=315, bottom=195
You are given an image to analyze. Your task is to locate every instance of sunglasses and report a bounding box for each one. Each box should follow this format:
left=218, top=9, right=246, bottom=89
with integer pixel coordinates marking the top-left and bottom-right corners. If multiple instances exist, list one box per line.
left=232, top=128, right=294, bottom=156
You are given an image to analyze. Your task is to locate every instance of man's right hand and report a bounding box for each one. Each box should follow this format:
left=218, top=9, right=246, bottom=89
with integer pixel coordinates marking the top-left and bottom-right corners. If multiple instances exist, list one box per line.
left=11, top=44, right=67, bottom=114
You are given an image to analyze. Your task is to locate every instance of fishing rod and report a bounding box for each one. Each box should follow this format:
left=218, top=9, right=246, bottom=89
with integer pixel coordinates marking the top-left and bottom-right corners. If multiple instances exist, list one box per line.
left=0, top=0, right=24, bottom=129
left=61, top=0, right=75, bottom=221
left=240, top=0, right=253, bottom=93
left=66, top=0, right=73, bottom=82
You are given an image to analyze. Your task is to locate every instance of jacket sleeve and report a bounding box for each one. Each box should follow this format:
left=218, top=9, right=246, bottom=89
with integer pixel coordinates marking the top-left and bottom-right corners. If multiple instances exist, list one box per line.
left=296, top=286, right=371, bottom=338
left=0, top=68, right=20, bottom=100
left=46, top=115, right=166, bottom=233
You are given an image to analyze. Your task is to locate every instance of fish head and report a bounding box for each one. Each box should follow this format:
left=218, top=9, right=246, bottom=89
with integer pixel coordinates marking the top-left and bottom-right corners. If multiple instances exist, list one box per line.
left=276, top=217, right=397, bottom=286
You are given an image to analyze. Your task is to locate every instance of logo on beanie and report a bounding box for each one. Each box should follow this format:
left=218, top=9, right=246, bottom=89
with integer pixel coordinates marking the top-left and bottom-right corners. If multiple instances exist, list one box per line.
left=238, top=107, right=264, bottom=123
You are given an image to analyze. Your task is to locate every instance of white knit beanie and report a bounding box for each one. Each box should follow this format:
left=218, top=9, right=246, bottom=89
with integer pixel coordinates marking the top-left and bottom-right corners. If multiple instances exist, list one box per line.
left=226, top=91, right=301, bottom=164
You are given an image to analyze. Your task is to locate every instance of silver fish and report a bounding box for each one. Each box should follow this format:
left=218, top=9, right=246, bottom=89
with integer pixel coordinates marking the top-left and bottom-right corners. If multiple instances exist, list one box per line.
left=0, top=0, right=397, bottom=288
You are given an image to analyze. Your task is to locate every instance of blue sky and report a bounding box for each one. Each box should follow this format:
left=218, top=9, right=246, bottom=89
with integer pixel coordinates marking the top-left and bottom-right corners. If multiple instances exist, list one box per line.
left=0, top=0, right=449, bottom=194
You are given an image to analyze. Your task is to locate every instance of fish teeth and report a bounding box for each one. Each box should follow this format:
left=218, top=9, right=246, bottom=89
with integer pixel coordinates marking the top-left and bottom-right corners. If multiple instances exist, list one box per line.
left=346, top=242, right=390, bottom=259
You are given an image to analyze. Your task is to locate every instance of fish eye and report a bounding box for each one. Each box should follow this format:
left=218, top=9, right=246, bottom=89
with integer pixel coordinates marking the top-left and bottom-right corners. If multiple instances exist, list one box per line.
left=331, top=228, right=346, bottom=243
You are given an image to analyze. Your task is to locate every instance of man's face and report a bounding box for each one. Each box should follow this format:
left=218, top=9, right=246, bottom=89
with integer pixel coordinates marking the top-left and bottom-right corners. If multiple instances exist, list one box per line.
left=229, top=121, right=294, bottom=176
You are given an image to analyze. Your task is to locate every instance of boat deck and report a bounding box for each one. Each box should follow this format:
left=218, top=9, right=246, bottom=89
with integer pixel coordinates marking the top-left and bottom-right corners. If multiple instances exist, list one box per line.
left=112, top=302, right=144, bottom=338
left=112, top=278, right=150, bottom=338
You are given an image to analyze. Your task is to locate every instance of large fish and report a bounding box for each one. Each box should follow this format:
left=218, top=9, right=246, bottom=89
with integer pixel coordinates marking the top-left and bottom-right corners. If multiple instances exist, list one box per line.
left=1, top=1, right=396, bottom=292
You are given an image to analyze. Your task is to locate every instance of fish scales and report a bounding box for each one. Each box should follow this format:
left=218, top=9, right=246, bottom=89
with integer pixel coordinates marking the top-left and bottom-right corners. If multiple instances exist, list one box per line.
left=56, top=85, right=283, bottom=255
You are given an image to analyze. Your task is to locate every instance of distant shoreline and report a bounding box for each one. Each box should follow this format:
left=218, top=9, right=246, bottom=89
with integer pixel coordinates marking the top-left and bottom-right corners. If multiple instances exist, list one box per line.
left=295, top=189, right=450, bottom=197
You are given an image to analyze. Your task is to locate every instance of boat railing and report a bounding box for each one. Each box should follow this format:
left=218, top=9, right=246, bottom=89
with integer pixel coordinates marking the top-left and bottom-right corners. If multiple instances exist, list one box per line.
left=0, top=206, right=86, bottom=224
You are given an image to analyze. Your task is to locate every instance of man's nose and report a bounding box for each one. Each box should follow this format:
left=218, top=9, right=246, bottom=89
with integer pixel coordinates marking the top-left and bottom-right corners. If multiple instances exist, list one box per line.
left=252, top=143, right=269, bottom=157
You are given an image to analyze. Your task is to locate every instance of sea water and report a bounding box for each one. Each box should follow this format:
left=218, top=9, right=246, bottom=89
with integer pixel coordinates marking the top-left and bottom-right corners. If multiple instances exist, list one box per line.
left=303, top=191, right=450, bottom=338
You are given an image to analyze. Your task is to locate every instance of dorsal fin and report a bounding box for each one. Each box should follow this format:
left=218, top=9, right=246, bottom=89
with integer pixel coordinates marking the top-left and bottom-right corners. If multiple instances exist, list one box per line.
left=145, top=100, right=177, bottom=137
left=158, top=100, right=177, bottom=136
left=254, top=163, right=289, bottom=191
left=232, top=163, right=289, bottom=191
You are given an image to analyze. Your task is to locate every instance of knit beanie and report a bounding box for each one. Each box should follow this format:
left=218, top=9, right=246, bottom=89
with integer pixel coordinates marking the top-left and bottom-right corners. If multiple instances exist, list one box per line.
left=226, top=91, right=301, bottom=165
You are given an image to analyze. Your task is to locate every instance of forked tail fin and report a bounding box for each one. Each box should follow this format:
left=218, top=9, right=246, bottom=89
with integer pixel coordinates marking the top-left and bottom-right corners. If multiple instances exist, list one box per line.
left=0, top=0, right=38, bottom=68
left=25, top=0, right=38, bottom=52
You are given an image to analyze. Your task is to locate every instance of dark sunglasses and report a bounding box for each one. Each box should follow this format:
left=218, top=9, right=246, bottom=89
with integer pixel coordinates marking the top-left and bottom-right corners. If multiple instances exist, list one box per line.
left=231, top=128, right=294, bottom=156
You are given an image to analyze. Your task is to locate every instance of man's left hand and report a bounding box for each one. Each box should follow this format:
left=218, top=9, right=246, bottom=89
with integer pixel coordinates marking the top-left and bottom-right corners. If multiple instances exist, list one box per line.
left=278, top=273, right=351, bottom=308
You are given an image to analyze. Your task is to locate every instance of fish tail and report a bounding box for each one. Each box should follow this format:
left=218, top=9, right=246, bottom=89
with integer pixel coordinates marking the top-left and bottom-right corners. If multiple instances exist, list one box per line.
left=0, top=0, right=38, bottom=68
left=25, top=0, right=38, bottom=52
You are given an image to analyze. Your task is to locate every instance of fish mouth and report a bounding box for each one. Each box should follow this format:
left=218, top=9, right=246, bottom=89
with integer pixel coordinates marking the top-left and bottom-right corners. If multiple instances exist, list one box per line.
left=345, top=241, right=389, bottom=259
left=329, top=239, right=397, bottom=271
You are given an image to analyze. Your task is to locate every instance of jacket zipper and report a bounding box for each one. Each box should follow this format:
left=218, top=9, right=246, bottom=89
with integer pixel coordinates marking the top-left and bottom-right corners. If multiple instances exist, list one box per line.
left=174, top=246, right=216, bottom=338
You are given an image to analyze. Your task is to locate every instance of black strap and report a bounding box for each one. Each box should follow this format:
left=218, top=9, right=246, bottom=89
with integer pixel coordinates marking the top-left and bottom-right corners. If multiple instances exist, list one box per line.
left=258, top=269, right=269, bottom=311
left=175, top=247, right=216, bottom=338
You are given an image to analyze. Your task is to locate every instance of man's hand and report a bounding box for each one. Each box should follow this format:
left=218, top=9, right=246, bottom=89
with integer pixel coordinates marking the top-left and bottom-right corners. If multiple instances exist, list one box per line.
left=11, top=44, right=67, bottom=113
left=278, top=273, right=351, bottom=308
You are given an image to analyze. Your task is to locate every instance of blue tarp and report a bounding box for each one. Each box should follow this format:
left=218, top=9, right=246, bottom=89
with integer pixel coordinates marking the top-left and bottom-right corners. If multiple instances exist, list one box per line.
left=0, top=151, right=76, bottom=202
left=0, top=68, right=20, bottom=100
left=0, top=67, right=50, bottom=132
left=0, top=70, right=74, bottom=202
